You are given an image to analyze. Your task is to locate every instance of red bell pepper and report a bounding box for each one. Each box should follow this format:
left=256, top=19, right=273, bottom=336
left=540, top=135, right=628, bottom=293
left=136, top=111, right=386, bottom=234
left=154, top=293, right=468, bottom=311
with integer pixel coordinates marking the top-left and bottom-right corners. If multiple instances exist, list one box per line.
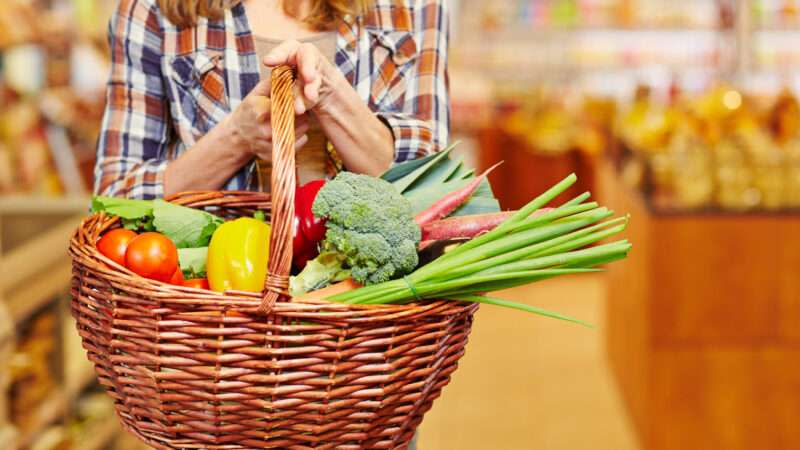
left=293, top=179, right=327, bottom=270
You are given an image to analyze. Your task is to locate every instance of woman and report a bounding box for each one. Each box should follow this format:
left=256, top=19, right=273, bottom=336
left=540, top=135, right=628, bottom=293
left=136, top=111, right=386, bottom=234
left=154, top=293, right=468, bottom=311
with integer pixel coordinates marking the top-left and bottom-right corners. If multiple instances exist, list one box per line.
left=94, top=0, right=449, bottom=199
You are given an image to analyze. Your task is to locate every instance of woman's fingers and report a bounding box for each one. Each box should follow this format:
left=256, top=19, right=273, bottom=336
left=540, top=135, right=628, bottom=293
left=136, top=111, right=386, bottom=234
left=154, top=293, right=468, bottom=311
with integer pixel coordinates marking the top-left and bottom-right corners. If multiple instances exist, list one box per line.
left=295, top=134, right=309, bottom=149
left=263, top=40, right=301, bottom=67
left=295, top=94, right=307, bottom=115
left=264, top=40, right=324, bottom=113
left=250, top=77, right=272, bottom=97
left=252, top=133, right=309, bottom=160
left=250, top=96, right=271, bottom=122
left=296, top=120, right=310, bottom=137
left=295, top=113, right=309, bottom=129
left=251, top=139, right=272, bottom=158
left=296, top=44, right=321, bottom=103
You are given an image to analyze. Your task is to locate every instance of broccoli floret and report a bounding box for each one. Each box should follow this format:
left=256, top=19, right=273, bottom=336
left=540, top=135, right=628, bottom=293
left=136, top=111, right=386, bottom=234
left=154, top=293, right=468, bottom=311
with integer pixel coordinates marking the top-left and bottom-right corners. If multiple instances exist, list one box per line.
left=308, top=172, right=420, bottom=286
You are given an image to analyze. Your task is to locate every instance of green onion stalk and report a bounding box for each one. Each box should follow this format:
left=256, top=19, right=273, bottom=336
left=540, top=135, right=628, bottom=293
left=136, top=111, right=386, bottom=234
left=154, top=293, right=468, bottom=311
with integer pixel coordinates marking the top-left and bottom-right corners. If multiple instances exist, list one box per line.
left=327, top=174, right=632, bottom=326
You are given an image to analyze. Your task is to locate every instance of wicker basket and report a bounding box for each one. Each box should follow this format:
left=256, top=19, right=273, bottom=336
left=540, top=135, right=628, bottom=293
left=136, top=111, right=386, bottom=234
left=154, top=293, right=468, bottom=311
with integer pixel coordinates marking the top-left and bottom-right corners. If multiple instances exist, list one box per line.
left=69, top=66, right=477, bottom=449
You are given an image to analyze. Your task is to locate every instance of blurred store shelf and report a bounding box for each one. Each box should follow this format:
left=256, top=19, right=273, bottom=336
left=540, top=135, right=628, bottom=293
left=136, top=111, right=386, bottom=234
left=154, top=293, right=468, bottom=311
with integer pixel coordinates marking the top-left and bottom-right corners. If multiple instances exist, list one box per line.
left=0, top=196, right=90, bottom=215
left=600, top=159, right=800, bottom=450
left=73, top=415, right=120, bottom=450
left=65, top=365, right=97, bottom=405
left=15, top=393, right=67, bottom=449
left=0, top=214, right=83, bottom=321
left=0, top=197, right=120, bottom=450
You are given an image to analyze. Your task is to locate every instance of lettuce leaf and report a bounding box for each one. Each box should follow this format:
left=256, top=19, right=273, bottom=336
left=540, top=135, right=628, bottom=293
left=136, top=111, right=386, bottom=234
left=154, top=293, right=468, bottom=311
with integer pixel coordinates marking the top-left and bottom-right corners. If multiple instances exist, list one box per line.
left=92, top=197, right=223, bottom=248
left=92, top=196, right=152, bottom=219
left=152, top=200, right=223, bottom=248
left=178, top=247, right=208, bottom=278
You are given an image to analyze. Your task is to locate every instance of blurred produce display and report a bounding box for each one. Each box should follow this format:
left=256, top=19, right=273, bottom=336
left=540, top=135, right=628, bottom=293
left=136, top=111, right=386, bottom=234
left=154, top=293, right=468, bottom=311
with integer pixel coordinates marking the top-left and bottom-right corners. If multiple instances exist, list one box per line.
left=0, top=0, right=110, bottom=197
left=494, top=86, right=615, bottom=157
left=753, top=0, right=800, bottom=28
left=10, top=309, right=59, bottom=434
left=471, top=86, right=610, bottom=210
left=463, top=78, right=800, bottom=213
left=458, top=0, right=730, bottom=31
left=616, top=84, right=800, bottom=211
left=451, top=0, right=737, bottom=94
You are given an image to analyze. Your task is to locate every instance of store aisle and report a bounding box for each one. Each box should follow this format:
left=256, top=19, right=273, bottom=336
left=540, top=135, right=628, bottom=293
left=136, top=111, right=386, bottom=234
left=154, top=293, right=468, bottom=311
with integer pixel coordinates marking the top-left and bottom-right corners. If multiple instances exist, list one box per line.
left=418, top=274, right=639, bottom=450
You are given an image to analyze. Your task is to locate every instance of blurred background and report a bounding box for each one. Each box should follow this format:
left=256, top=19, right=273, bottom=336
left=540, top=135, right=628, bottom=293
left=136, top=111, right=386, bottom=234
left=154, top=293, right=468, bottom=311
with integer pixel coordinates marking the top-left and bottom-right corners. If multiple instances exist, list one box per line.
left=1, top=0, right=798, bottom=449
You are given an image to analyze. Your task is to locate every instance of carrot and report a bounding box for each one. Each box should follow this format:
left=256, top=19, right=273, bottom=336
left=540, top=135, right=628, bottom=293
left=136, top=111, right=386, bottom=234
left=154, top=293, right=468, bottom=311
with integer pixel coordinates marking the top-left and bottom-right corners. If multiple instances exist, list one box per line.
left=294, top=278, right=362, bottom=301
left=414, top=162, right=502, bottom=227
left=421, top=208, right=553, bottom=241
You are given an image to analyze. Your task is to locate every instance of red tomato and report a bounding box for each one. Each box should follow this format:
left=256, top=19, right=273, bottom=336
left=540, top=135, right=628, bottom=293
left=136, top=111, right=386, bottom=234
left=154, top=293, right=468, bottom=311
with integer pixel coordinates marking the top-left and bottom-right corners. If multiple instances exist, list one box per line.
left=124, top=232, right=179, bottom=282
left=183, top=278, right=210, bottom=290
left=96, top=228, right=137, bottom=266
left=169, top=267, right=185, bottom=285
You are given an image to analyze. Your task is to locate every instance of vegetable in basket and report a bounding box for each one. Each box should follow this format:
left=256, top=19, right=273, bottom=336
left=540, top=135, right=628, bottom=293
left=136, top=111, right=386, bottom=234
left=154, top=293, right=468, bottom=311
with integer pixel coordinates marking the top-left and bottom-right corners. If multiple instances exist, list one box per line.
left=382, top=144, right=501, bottom=217
left=288, top=146, right=503, bottom=272
left=414, top=162, right=500, bottom=226
left=93, top=197, right=221, bottom=283
left=92, top=197, right=223, bottom=248
left=96, top=228, right=137, bottom=266
left=293, top=179, right=327, bottom=270
left=124, top=232, right=179, bottom=282
left=177, top=247, right=208, bottom=279
left=289, top=172, right=421, bottom=296
left=419, top=209, right=554, bottom=244
left=169, top=267, right=185, bottom=285
left=183, top=278, right=210, bottom=290
left=323, top=174, right=632, bottom=326
left=207, top=217, right=271, bottom=293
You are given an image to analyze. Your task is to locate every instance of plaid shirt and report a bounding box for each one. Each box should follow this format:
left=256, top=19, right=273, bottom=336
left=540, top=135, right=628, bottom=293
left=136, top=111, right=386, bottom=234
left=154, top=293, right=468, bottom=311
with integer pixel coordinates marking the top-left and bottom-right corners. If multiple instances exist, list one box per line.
left=95, top=0, right=450, bottom=199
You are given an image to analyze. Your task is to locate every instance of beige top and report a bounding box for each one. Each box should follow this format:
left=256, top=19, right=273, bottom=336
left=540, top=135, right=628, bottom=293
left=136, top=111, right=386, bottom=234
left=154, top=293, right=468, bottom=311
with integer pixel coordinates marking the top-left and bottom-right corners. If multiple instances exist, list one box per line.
left=252, top=33, right=338, bottom=192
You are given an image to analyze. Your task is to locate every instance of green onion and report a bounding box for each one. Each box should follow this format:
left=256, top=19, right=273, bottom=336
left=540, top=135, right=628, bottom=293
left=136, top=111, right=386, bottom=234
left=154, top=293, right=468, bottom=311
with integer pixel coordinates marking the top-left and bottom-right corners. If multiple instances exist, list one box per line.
left=326, top=174, right=632, bottom=325
left=444, top=295, right=593, bottom=328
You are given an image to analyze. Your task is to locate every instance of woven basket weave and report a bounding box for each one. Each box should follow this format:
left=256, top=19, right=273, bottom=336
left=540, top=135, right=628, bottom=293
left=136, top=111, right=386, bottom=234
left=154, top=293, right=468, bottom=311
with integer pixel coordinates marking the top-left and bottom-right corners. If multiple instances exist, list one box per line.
left=69, top=66, right=477, bottom=449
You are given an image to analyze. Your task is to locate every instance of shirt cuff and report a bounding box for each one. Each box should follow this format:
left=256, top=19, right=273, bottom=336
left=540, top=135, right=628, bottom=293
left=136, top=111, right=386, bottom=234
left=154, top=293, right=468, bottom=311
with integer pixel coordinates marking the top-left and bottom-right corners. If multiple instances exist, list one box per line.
left=95, top=158, right=169, bottom=200
left=139, top=159, right=168, bottom=200
left=377, top=112, right=437, bottom=163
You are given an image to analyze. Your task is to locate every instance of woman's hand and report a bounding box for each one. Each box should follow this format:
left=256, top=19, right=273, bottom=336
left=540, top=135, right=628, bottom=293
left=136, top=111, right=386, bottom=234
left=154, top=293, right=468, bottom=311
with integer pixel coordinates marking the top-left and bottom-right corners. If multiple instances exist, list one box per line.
left=262, top=40, right=343, bottom=116
left=223, top=78, right=310, bottom=162
left=262, top=39, right=395, bottom=176
left=164, top=78, right=310, bottom=195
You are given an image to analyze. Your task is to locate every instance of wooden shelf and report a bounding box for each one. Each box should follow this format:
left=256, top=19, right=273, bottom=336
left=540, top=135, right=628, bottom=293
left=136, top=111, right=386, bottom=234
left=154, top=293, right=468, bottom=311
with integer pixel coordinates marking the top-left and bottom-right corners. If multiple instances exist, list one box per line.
left=4, top=259, right=73, bottom=325
left=601, top=160, right=800, bottom=449
left=0, top=214, right=83, bottom=324
left=0, top=196, right=90, bottom=215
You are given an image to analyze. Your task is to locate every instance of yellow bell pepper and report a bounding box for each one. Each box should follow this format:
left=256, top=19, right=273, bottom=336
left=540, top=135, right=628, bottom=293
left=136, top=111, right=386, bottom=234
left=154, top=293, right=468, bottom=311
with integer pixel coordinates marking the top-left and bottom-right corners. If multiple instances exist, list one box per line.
left=207, top=217, right=271, bottom=293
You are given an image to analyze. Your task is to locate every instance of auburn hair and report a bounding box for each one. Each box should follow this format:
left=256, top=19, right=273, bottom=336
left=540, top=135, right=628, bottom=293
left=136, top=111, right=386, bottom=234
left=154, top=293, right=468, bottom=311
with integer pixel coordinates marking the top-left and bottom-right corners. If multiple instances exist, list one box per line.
left=158, top=0, right=369, bottom=29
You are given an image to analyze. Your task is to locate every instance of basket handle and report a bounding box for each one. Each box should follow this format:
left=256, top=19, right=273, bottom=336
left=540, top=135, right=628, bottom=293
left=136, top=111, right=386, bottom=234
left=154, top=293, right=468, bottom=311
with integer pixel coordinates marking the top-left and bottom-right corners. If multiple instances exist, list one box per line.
left=261, top=65, right=296, bottom=313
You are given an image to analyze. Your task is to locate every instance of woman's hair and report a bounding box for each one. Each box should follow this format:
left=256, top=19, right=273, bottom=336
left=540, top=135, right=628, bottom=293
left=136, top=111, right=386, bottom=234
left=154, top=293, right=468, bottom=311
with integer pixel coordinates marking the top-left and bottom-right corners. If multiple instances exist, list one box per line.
left=158, top=0, right=369, bottom=29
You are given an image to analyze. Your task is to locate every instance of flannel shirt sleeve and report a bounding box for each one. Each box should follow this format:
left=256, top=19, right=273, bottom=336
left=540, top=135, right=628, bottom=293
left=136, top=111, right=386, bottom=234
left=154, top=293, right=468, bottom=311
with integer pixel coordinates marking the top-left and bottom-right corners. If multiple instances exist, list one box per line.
left=376, top=0, right=450, bottom=163
left=93, top=0, right=171, bottom=200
